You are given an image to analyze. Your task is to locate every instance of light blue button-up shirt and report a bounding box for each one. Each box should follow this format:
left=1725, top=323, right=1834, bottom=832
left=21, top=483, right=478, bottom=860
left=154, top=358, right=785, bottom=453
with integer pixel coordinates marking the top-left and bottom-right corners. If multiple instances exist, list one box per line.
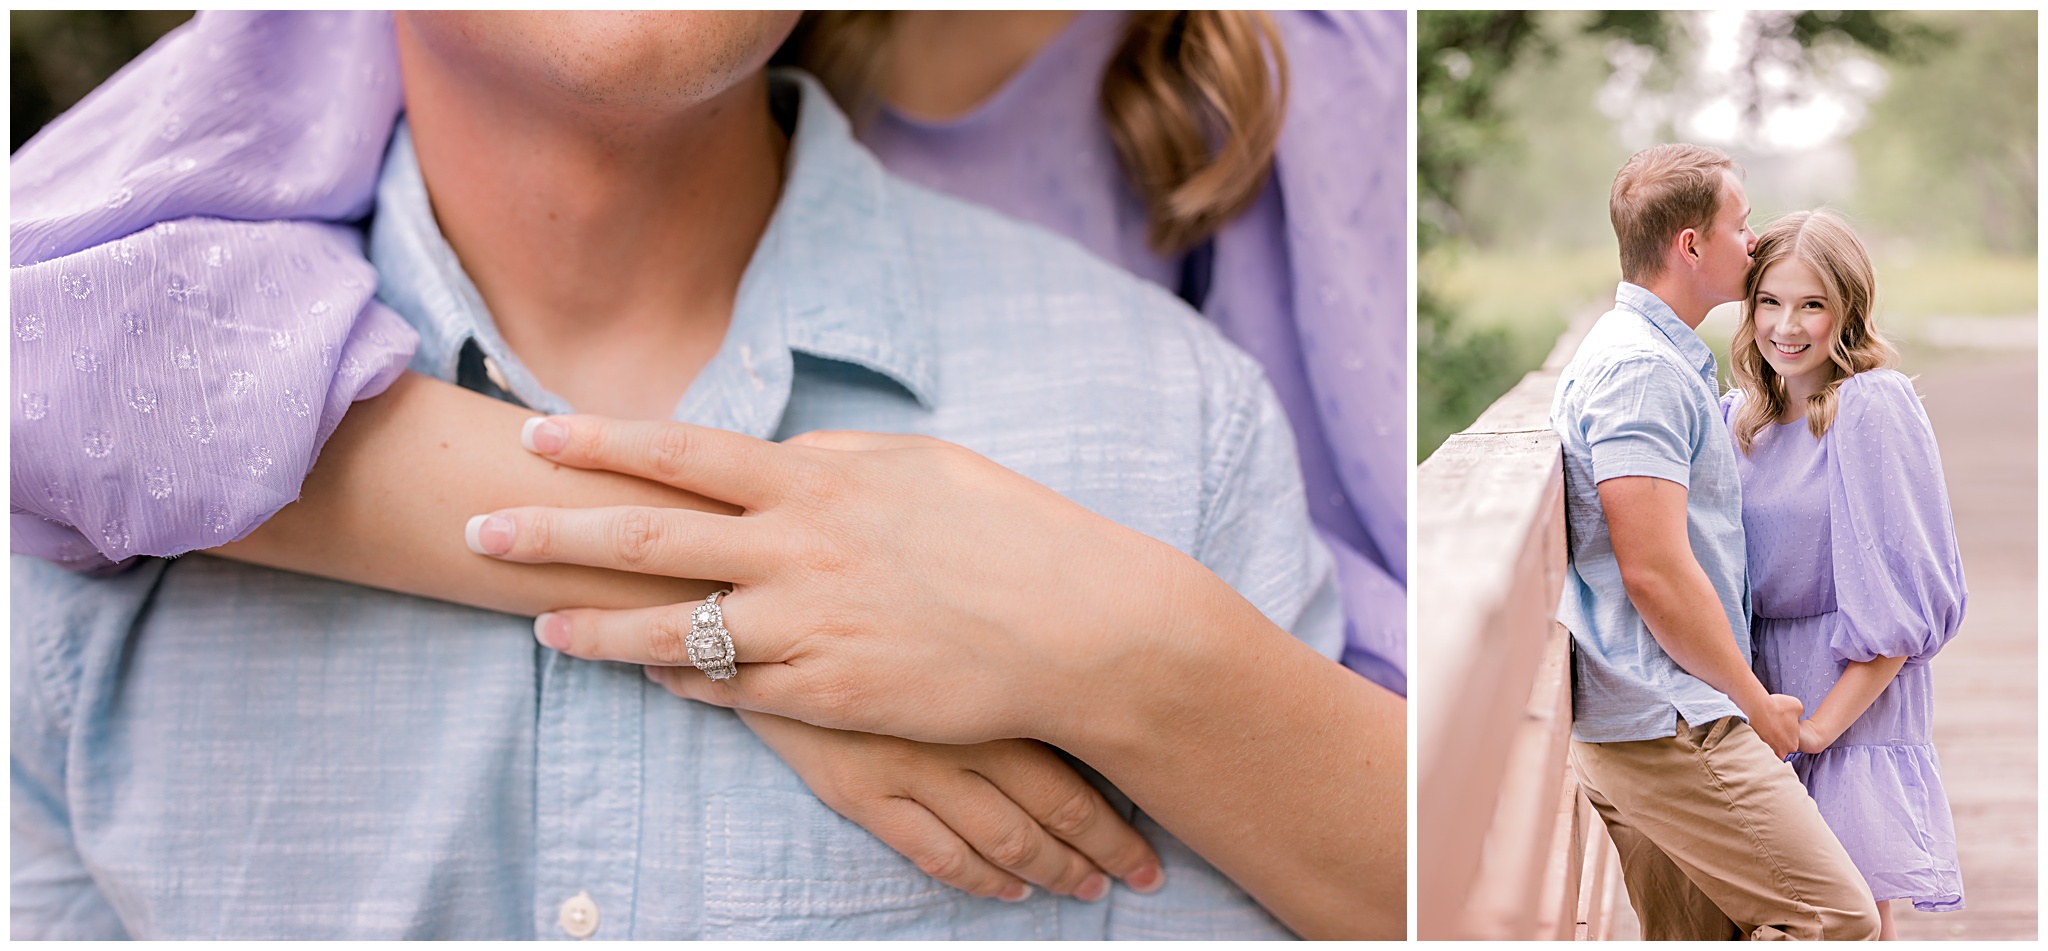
left=11, top=73, right=1339, bottom=939
left=1551, top=282, right=1749, bottom=743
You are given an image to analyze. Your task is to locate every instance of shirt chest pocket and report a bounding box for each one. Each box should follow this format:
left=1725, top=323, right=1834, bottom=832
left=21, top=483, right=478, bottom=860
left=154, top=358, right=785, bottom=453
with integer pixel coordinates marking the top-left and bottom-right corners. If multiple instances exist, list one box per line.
left=701, top=787, right=1059, bottom=939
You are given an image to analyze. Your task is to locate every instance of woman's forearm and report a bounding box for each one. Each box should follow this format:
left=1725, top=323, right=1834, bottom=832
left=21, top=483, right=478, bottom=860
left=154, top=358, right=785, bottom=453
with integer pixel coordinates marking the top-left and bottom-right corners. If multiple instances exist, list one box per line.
left=1804, top=654, right=1908, bottom=749
left=1061, top=564, right=1405, bottom=939
left=212, top=372, right=726, bottom=614
left=426, top=414, right=1405, bottom=935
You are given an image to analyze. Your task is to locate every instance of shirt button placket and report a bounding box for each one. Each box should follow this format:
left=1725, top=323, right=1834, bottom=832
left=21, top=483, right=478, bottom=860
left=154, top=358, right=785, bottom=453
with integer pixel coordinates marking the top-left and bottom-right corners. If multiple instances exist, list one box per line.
left=558, top=890, right=600, bottom=939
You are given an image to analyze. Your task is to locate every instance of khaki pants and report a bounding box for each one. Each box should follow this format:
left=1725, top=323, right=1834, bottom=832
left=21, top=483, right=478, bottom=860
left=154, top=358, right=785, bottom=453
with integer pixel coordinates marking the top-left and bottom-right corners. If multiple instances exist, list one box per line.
left=1572, top=716, right=1880, bottom=941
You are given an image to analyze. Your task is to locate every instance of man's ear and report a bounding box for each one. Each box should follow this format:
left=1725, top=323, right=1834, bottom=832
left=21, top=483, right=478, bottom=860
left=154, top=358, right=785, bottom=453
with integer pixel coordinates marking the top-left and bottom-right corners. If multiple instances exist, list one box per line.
left=1670, top=227, right=1701, bottom=273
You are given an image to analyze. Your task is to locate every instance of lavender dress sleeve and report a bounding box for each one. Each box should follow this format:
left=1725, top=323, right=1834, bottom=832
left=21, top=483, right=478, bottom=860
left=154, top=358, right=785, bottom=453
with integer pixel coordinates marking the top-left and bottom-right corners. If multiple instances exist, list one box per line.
left=1825, top=370, right=1967, bottom=666
left=1208, top=11, right=1407, bottom=690
left=9, top=11, right=411, bottom=568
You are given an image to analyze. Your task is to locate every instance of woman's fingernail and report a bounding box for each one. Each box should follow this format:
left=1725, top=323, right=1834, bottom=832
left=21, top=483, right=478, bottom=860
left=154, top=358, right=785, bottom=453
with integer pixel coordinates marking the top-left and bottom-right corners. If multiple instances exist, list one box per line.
left=1076, top=873, right=1110, bottom=902
left=521, top=417, right=566, bottom=455
left=998, top=883, right=1033, bottom=903
left=1125, top=864, right=1164, bottom=894
left=464, top=514, right=514, bottom=556
left=534, top=613, right=571, bottom=651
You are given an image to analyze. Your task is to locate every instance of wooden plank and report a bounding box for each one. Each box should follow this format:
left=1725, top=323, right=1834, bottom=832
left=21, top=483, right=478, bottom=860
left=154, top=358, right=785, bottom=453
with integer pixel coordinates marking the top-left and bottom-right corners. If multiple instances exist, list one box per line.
left=1461, top=620, right=1575, bottom=939
left=1418, top=310, right=1599, bottom=940
left=1536, top=756, right=1586, bottom=940
left=1415, top=420, right=1566, bottom=938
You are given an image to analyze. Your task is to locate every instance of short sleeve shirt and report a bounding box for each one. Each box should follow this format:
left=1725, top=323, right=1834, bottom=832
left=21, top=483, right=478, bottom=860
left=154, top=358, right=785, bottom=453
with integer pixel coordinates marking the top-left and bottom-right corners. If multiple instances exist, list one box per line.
left=10, top=72, right=1337, bottom=939
left=1551, top=282, right=1749, bottom=742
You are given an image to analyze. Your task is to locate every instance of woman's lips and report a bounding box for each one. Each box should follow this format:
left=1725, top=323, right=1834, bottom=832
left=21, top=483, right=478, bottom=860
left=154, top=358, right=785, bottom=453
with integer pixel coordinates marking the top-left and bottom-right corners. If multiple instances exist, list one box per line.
left=1772, top=341, right=1810, bottom=356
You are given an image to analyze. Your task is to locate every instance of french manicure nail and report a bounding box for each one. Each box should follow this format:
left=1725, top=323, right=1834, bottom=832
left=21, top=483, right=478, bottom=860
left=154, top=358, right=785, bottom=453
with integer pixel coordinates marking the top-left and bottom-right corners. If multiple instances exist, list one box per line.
left=998, top=883, right=1033, bottom=903
left=464, top=514, right=514, bottom=556
left=1126, top=864, right=1165, bottom=894
left=521, top=417, right=566, bottom=455
left=1076, top=873, right=1110, bottom=902
left=534, top=613, right=571, bottom=651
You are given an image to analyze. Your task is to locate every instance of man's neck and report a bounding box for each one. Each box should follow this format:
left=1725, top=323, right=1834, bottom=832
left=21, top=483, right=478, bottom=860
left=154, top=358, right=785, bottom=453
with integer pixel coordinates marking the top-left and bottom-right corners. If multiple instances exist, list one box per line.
left=1634, top=275, right=1716, bottom=330
left=395, top=20, right=788, bottom=419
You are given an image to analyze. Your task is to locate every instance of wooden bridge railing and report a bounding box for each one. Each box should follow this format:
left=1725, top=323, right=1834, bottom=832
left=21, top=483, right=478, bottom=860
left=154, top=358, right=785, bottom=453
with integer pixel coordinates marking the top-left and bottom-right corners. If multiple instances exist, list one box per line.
left=1417, top=313, right=1629, bottom=940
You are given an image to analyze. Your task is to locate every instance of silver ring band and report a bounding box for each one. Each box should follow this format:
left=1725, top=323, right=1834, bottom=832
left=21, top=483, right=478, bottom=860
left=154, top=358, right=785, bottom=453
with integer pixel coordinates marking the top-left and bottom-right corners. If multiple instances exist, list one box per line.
left=686, top=589, right=738, bottom=681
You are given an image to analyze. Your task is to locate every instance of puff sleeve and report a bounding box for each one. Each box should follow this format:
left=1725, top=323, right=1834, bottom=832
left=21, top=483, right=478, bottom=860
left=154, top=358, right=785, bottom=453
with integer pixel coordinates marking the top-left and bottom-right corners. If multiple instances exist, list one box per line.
left=9, top=11, right=411, bottom=567
left=1719, top=388, right=1744, bottom=428
left=1825, top=369, right=1967, bottom=665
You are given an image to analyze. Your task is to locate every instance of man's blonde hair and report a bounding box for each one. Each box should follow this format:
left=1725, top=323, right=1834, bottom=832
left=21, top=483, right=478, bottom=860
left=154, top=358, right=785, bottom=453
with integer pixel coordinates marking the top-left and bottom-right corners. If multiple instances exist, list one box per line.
left=1610, top=144, right=1739, bottom=284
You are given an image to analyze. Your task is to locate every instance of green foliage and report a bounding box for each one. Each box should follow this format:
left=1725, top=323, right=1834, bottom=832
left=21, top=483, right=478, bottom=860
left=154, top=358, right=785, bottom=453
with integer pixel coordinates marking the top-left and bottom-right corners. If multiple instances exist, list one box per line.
left=1417, top=12, right=1679, bottom=461
left=1417, top=11, right=1541, bottom=256
left=11, top=10, right=193, bottom=152
left=1416, top=12, right=1549, bottom=461
left=1416, top=10, right=1970, bottom=462
left=1850, top=11, right=2036, bottom=253
left=1789, top=10, right=1941, bottom=60
left=1416, top=285, right=1517, bottom=460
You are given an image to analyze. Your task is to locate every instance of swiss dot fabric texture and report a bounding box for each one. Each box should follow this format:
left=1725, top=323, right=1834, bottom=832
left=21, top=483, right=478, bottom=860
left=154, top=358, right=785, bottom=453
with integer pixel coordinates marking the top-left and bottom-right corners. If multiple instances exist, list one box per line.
left=1726, top=370, right=1966, bottom=912
left=10, top=12, right=415, bottom=568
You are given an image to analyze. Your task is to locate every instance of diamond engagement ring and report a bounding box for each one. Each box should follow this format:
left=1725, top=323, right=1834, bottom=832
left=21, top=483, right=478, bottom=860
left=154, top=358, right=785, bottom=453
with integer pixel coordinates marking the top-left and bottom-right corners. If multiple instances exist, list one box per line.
left=686, top=589, right=738, bottom=681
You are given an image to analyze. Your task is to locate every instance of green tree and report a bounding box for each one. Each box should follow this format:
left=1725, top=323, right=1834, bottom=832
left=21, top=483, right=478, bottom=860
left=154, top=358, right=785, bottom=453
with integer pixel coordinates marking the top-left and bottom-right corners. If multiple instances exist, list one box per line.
left=1416, top=10, right=1938, bottom=461
left=1416, top=12, right=1667, bottom=460
left=1851, top=11, right=2035, bottom=254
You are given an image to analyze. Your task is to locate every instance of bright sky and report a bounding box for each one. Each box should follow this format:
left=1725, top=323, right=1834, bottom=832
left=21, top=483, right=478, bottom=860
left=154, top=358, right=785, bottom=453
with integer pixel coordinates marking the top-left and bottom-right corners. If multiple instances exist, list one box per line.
left=1605, top=11, right=1889, bottom=155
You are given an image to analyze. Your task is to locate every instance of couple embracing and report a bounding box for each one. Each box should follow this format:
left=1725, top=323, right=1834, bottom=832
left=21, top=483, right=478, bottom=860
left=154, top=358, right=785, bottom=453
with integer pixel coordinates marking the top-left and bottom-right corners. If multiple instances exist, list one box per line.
left=1553, top=144, right=1966, bottom=940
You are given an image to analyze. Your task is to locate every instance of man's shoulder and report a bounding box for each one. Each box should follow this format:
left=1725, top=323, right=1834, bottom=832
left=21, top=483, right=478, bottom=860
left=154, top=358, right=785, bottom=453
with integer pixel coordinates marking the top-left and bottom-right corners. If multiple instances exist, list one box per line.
left=1566, top=313, right=1709, bottom=400
left=1569, top=310, right=1686, bottom=375
left=881, top=175, right=1259, bottom=387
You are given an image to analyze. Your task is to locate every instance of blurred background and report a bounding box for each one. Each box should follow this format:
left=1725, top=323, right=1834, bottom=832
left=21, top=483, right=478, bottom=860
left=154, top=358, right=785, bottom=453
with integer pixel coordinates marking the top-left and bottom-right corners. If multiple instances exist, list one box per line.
left=1419, top=10, right=2035, bottom=459
left=1420, top=11, right=2036, bottom=941
left=12, top=10, right=191, bottom=152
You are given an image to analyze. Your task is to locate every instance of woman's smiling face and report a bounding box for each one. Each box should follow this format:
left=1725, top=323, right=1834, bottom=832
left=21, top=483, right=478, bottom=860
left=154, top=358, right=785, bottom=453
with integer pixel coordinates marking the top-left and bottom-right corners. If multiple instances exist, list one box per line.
left=1751, top=255, right=1837, bottom=394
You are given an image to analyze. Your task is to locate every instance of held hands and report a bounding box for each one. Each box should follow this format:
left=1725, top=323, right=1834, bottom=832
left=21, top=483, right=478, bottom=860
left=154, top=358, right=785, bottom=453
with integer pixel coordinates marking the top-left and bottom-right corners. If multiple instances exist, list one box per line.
left=467, top=415, right=1192, bottom=748
left=1746, top=693, right=1805, bottom=760
left=734, top=708, right=1164, bottom=901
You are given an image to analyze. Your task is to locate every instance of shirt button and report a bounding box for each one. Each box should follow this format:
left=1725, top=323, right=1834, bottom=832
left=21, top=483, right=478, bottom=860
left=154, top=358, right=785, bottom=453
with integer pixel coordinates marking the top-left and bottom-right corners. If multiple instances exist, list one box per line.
left=482, top=354, right=511, bottom=392
left=558, top=890, right=600, bottom=939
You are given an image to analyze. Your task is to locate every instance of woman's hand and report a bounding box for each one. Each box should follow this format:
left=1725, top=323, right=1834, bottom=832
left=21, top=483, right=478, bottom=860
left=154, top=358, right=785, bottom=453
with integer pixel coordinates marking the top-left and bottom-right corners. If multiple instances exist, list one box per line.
left=731, top=706, right=1163, bottom=902
left=468, top=415, right=1213, bottom=749
left=467, top=414, right=1406, bottom=938
left=1796, top=655, right=1908, bottom=757
left=1796, top=718, right=1831, bottom=755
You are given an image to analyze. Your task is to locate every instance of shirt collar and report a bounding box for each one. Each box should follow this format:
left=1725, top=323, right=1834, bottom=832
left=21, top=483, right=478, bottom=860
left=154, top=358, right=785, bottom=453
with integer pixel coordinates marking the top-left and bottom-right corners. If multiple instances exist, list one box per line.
left=1614, top=281, right=1718, bottom=387
left=369, top=70, right=937, bottom=431
left=735, top=70, right=937, bottom=408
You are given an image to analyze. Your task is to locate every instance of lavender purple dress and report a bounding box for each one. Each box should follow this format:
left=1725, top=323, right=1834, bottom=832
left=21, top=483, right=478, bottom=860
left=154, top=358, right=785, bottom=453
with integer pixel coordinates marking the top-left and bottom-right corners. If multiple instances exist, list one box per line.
left=1724, top=369, right=1966, bottom=911
left=9, top=11, right=1405, bottom=691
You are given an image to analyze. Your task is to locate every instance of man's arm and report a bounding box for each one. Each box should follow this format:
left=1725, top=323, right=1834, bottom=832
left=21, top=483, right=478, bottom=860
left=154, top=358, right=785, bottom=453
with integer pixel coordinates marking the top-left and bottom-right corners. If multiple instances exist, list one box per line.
left=1598, top=475, right=1801, bottom=757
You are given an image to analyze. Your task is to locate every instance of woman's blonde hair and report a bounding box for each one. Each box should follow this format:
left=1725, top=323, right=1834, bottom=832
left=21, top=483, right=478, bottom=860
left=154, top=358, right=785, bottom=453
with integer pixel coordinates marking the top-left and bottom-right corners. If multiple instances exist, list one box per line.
left=1729, top=210, right=1899, bottom=453
left=777, top=11, right=1287, bottom=255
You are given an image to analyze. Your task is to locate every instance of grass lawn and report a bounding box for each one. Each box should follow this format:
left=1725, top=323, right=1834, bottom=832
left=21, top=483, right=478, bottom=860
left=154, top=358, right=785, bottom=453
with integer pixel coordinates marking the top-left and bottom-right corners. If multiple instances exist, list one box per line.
left=1420, top=247, right=2036, bottom=459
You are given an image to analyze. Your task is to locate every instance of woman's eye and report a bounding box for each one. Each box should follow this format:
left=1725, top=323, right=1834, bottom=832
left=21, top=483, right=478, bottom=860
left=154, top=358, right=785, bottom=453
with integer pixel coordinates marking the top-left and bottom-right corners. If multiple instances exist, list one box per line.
left=1757, top=296, right=1779, bottom=306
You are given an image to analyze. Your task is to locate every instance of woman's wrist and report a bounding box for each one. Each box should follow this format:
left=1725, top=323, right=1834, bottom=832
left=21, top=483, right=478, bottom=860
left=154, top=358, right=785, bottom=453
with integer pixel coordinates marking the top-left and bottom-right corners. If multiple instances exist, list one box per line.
left=1043, top=541, right=1281, bottom=761
left=1804, top=712, right=1839, bottom=746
